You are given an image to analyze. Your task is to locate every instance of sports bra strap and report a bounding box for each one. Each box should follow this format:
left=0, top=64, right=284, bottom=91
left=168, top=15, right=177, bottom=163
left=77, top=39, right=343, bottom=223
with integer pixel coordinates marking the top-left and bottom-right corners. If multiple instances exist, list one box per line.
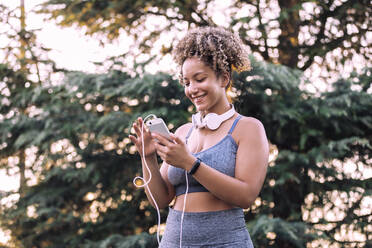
left=228, top=115, right=242, bottom=134
left=185, top=115, right=241, bottom=143
left=185, top=125, right=194, bottom=144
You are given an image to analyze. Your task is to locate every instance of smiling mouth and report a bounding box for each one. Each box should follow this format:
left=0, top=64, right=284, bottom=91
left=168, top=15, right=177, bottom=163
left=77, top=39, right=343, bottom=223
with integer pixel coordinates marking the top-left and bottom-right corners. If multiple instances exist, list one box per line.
left=193, top=94, right=206, bottom=102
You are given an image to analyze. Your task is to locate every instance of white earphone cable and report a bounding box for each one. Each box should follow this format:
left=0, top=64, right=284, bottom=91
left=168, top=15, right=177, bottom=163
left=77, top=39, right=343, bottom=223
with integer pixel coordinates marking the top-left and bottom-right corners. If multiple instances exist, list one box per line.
left=179, top=127, right=198, bottom=247
left=133, top=115, right=199, bottom=247
left=179, top=170, right=189, bottom=248
left=132, top=114, right=161, bottom=245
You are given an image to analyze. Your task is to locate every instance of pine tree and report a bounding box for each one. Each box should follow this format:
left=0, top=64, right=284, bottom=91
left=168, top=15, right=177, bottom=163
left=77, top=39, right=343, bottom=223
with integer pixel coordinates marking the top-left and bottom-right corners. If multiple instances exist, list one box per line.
left=1, top=1, right=371, bottom=247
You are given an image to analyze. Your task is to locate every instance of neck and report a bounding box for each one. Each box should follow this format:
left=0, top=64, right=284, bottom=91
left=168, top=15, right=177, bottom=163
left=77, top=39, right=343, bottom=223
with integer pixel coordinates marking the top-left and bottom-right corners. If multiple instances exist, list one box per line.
left=202, top=103, right=231, bottom=117
left=204, top=93, right=231, bottom=114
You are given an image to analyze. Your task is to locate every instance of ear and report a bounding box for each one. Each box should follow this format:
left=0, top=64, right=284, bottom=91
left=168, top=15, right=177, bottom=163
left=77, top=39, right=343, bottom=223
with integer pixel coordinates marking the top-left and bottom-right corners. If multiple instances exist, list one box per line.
left=219, top=72, right=230, bottom=88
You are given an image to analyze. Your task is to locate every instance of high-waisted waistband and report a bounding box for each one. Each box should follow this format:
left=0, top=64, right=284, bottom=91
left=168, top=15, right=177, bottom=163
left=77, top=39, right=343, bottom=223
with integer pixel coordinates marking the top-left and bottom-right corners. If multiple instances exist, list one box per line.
left=159, top=207, right=254, bottom=248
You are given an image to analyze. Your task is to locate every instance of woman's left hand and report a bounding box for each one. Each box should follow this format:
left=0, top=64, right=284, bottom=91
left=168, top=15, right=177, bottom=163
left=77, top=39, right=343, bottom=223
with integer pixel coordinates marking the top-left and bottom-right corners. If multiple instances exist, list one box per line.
left=151, top=133, right=195, bottom=170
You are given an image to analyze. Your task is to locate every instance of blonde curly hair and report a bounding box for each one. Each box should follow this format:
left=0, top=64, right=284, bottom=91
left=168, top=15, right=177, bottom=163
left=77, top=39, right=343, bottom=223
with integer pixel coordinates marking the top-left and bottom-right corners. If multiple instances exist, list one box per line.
left=173, top=26, right=251, bottom=87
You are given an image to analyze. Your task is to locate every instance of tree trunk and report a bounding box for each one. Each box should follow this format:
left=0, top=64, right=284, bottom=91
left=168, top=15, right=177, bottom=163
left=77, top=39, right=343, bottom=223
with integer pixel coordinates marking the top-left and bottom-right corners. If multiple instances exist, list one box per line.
left=277, top=0, right=300, bottom=68
left=20, top=0, right=27, bottom=72
left=18, top=0, right=27, bottom=197
left=18, top=151, right=26, bottom=197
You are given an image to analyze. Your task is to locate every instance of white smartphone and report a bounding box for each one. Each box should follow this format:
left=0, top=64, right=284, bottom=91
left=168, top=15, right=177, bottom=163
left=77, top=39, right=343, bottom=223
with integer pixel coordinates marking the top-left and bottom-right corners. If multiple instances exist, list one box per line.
left=146, top=117, right=172, bottom=141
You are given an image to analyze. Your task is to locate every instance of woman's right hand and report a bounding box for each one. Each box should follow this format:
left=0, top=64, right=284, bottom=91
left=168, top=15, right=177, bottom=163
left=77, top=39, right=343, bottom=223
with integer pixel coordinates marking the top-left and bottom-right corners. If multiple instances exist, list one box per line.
left=129, top=117, right=156, bottom=158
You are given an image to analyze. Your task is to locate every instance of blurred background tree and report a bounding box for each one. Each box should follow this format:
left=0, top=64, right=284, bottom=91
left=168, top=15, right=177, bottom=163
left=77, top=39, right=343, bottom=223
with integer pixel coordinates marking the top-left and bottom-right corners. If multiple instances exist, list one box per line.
left=0, top=0, right=371, bottom=247
left=0, top=1, right=59, bottom=246
left=39, top=0, right=371, bottom=80
left=0, top=0, right=54, bottom=199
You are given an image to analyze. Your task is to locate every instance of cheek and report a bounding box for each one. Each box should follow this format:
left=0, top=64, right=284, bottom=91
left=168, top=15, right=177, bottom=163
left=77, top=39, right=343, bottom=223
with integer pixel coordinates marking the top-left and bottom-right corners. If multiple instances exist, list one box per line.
left=184, top=87, right=191, bottom=99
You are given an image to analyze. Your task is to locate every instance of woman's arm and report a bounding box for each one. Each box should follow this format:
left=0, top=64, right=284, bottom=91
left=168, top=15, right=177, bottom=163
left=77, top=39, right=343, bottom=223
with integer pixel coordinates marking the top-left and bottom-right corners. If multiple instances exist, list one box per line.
left=153, top=117, right=269, bottom=209
left=140, top=155, right=175, bottom=209
left=192, top=117, right=269, bottom=208
left=150, top=123, right=193, bottom=208
left=129, top=117, right=175, bottom=209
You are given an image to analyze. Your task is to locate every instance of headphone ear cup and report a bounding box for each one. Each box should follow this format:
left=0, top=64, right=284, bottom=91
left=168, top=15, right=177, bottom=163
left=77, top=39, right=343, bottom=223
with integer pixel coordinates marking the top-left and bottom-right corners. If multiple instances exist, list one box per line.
left=192, top=112, right=201, bottom=128
left=192, top=113, right=197, bottom=127
left=193, top=105, right=235, bottom=130
left=204, top=113, right=221, bottom=130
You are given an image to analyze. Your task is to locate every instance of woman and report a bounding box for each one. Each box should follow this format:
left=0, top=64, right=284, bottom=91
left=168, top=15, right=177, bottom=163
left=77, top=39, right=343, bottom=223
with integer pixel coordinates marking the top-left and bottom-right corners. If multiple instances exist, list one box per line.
left=129, top=26, right=269, bottom=248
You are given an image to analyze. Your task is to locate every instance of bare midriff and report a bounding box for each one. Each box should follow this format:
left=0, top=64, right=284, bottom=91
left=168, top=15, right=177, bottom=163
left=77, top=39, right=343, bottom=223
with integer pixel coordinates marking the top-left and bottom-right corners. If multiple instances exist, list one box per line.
left=172, top=192, right=234, bottom=212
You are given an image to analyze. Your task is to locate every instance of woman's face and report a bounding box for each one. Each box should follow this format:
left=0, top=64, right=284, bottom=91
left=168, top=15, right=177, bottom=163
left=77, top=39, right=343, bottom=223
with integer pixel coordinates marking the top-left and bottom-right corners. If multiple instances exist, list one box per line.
left=181, top=57, right=229, bottom=114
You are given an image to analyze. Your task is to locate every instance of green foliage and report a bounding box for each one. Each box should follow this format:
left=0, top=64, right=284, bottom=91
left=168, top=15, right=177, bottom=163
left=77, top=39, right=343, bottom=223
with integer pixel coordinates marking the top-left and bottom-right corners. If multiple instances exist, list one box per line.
left=39, top=0, right=371, bottom=72
left=1, top=1, right=371, bottom=247
left=248, top=215, right=320, bottom=248
left=0, top=3, right=56, bottom=83
left=234, top=60, right=371, bottom=247
left=0, top=63, right=189, bottom=247
left=82, top=233, right=157, bottom=248
left=1, top=57, right=371, bottom=247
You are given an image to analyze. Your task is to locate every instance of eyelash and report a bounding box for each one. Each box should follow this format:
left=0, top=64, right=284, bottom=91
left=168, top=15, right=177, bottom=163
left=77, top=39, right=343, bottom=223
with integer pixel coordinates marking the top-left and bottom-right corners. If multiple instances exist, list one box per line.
left=183, top=78, right=206, bottom=87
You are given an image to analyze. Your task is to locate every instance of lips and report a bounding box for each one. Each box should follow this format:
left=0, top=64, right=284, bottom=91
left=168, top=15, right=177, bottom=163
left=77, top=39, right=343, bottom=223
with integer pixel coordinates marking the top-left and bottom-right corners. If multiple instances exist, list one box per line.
left=192, top=94, right=206, bottom=104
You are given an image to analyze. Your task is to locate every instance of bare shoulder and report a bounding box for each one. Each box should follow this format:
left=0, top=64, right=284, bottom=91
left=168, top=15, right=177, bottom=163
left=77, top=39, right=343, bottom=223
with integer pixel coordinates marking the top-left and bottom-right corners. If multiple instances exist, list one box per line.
left=234, top=115, right=267, bottom=144
left=237, top=115, right=265, bottom=130
left=174, top=122, right=193, bottom=140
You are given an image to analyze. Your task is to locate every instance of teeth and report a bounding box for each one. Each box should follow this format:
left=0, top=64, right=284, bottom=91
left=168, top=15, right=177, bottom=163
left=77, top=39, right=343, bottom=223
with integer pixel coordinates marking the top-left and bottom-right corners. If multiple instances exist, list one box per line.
left=194, top=95, right=205, bottom=100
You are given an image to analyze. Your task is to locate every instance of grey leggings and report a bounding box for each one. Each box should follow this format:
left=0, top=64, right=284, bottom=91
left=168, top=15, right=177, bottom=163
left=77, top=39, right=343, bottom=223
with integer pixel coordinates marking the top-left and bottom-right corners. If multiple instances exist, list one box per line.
left=159, top=207, right=254, bottom=248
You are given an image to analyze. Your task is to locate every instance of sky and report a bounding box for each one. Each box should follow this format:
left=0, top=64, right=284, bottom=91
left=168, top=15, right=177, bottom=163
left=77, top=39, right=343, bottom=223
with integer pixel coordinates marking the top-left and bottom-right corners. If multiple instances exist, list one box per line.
left=0, top=0, right=320, bottom=193
left=1, top=0, right=136, bottom=72
left=0, top=0, right=233, bottom=243
left=0, top=0, right=371, bottom=244
left=0, top=0, right=139, bottom=243
left=1, top=1, right=116, bottom=188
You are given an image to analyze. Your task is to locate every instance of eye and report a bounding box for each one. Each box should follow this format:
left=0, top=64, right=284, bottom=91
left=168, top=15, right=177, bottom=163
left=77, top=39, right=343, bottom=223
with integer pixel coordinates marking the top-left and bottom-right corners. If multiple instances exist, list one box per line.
left=196, top=77, right=206, bottom=82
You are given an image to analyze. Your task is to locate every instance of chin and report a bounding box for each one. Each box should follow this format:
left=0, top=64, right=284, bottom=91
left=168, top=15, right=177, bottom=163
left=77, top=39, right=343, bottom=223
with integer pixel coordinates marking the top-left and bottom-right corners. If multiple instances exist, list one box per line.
left=195, top=104, right=207, bottom=112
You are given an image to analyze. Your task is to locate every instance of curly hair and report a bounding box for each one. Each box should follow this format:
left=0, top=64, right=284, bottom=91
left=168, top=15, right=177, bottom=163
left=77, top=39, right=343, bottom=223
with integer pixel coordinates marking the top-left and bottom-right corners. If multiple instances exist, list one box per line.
left=173, top=26, right=251, bottom=87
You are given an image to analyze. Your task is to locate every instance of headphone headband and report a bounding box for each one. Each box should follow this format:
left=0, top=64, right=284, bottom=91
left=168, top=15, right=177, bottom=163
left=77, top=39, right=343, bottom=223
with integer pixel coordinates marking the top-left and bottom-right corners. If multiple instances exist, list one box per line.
left=192, top=105, right=235, bottom=130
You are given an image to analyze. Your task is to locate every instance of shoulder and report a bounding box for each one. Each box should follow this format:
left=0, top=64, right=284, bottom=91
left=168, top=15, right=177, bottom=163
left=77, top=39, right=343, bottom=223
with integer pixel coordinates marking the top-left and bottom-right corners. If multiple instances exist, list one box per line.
left=237, top=115, right=265, bottom=130
left=234, top=115, right=267, bottom=144
left=174, top=122, right=193, bottom=140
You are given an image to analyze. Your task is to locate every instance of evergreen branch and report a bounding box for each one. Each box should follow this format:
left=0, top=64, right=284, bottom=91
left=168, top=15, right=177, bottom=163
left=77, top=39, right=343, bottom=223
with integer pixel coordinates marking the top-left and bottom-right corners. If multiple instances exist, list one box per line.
left=145, top=4, right=211, bottom=26
left=300, top=0, right=356, bottom=27
left=300, top=32, right=367, bottom=70
left=308, top=213, right=372, bottom=225
left=189, top=5, right=214, bottom=26
left=309, top=192, right=370, bottom=245
left=145, top=10, right=189, bottom=23
left=312, top=178, right=370, bottom=193
left=238, top=0, right=273, bottom=61
left=298, top=0, right=367, bottom=70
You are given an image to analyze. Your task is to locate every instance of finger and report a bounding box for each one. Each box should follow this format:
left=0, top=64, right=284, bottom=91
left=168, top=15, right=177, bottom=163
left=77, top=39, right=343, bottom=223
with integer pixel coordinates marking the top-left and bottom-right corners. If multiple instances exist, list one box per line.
left=170, top=134, right=184, bottom=145
left=138, top=117, right=146, bottom=130
left=152, top=133, right=173, bottom=146
left=129, top=134, right=139, bottom=144
left=139, top=117, right=152, bottom=134
left=134, top=117, right=149, bottom=135
left=128, top=135, right=136, bottom=143
left=154, top=142, right=167, bottom=154
left=132, top=122, right=142, bottom=137
left=129, top=135, right=142, bottom=150
left=155, top=150, right=166, bottom=161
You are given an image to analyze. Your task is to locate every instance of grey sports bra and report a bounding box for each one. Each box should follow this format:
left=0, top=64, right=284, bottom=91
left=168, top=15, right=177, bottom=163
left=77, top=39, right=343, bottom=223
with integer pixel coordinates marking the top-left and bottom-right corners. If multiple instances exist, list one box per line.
left=168, top=115, right=242, bottom=196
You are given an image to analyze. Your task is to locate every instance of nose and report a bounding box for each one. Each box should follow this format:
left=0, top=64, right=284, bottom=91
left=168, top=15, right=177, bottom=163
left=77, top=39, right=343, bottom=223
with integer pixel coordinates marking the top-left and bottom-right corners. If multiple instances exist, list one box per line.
left=189, top=81, right=199, bottom=93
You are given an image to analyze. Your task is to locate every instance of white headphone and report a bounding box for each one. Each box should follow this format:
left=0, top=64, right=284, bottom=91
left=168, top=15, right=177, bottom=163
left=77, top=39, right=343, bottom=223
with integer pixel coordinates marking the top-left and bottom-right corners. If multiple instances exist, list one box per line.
left=192, top=105, right=235, bottom=130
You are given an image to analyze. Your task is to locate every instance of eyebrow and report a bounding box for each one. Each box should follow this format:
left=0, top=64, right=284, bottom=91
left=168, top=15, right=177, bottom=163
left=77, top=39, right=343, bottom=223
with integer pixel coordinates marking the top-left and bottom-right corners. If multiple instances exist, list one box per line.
left=183, top=71, right=207, bottom=80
